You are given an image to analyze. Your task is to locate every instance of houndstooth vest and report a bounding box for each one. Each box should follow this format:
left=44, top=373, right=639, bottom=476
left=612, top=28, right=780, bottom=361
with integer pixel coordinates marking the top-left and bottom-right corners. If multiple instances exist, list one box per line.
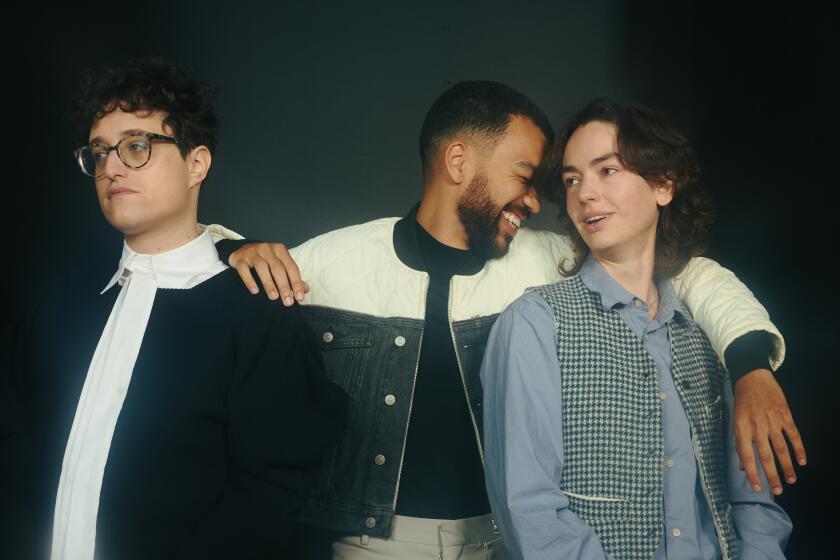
left=530, top=275, right=739, bottom=560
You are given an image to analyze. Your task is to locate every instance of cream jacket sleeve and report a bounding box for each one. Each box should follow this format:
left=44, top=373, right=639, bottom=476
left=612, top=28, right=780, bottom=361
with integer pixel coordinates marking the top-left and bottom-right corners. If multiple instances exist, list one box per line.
left=671, top=257, right=783, bottom=370
left=206, top=223, right=785, bottom=370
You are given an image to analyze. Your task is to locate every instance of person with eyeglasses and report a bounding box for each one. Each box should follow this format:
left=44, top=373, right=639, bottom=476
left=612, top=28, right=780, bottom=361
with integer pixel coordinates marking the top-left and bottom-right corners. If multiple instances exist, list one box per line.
left=1, top=57, right=347, bottom=560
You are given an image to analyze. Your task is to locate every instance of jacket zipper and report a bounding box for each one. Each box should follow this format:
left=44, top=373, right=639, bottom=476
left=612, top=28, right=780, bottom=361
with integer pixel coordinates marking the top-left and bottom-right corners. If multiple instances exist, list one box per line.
left=391, top=274, right=429, bottom=510
left=448, top=276, right=485, bottom=464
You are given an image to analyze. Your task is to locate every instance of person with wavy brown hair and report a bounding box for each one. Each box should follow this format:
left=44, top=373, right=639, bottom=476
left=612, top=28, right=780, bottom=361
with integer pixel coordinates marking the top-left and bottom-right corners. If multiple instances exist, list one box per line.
left=481, top=99, right=792, bottom=560
left=536, top=99, right=714, bottom=279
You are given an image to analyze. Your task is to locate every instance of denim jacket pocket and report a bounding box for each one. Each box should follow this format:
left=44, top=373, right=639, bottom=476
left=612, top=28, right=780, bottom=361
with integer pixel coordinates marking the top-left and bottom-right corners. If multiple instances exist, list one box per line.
left=316, top=322, right=374, bottom=402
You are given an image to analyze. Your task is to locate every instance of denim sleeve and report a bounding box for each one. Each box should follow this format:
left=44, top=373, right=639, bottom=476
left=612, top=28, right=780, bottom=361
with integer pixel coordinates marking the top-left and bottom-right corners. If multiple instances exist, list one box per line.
left=480, top=291, right=615, bottom=560
left=722, top=371, right=793, bottom=559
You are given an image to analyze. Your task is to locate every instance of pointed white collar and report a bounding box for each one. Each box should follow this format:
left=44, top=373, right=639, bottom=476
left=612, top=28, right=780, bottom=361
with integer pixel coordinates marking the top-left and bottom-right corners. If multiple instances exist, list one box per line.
left=101, top=227, right=222, bottom=293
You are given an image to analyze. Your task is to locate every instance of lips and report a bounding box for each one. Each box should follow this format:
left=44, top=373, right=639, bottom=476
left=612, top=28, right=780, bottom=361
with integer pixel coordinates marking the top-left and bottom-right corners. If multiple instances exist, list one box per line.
left=582, top=212, right=612, bottom=233
left=107, top=186, right=138, bottom=199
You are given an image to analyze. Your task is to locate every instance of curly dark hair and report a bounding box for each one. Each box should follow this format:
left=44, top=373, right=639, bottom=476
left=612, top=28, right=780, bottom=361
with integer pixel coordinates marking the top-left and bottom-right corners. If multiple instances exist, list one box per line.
left=532, top=98, right=714, bottom=279
left=73, top=56, right=218, bottom=159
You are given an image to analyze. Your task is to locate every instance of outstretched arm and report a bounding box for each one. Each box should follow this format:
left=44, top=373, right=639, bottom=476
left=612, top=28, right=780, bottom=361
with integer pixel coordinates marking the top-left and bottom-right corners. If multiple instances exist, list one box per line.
left=206, top=223, right=309, bottom=306
left=672, top=256, right=806, bottom=495
left=722, top=372, right=793, bottom=559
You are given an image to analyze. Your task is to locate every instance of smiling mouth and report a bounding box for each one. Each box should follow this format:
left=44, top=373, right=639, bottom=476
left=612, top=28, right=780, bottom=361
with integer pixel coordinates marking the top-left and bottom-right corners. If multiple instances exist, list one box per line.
left=584, top=215, right=609, bottom=225
left=502, top=211, right=522, bottom=230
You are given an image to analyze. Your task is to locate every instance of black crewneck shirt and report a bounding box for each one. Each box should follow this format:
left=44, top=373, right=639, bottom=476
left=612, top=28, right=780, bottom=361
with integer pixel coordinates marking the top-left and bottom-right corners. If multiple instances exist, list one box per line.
left=394, top=220, right=491, bottom=519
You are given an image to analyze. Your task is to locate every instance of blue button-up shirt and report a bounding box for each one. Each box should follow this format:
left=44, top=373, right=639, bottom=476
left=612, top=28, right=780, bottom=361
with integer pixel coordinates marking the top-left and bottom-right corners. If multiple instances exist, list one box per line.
left=481, top=255, right=791, bottom=560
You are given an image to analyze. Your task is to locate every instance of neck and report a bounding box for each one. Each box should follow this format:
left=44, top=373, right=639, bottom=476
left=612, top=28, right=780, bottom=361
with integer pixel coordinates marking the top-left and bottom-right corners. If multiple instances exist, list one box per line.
left=416, top=186, right=469, bottom=249
left=592, top=242, right=659, bottom=317
left=125, top=215, right=201, bottom=255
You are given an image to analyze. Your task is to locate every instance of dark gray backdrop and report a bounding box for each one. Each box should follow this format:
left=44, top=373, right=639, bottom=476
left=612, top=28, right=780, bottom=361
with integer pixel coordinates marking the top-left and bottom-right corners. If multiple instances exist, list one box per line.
left=5, top=1, right=835, bottom=556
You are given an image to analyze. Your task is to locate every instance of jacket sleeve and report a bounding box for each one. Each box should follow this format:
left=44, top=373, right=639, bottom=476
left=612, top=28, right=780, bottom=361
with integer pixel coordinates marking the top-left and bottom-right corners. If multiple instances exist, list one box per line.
left=204, top=223, right=250, bottom=266
left=205, top=222, right=317, bottom=280
left=671, top=257, right=785, bottom=371
left=180, top=302, right=347, bottom=558
left=481, top=292, right=616, bottom=560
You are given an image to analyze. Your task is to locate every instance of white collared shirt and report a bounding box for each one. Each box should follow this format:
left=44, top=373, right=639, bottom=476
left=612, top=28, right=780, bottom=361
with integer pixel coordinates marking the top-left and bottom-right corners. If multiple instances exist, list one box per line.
left=50, top=227, right=228, bottom=560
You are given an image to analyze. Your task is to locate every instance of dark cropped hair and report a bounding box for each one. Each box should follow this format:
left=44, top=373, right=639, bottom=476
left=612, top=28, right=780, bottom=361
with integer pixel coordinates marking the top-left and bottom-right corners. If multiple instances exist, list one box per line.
left=532, top=98, right=713, bottom=279
left=73, top=56, right=218, bottom=159
left=419, top=80, right=554, bottom=176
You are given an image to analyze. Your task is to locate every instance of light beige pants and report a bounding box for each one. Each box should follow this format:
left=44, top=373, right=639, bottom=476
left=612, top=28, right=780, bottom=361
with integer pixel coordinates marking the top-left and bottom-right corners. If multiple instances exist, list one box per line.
left=332, top=513, right=510, bottom=560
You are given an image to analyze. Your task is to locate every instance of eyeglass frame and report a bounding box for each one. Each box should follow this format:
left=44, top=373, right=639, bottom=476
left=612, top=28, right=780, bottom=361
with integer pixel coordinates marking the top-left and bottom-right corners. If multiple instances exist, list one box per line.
left=74, top=131, right=179, bottom=178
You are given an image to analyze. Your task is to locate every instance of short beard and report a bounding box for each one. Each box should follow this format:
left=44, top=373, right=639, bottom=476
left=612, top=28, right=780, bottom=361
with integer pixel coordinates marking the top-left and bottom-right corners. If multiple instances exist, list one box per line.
left=456, top=168, right=510, bottom=260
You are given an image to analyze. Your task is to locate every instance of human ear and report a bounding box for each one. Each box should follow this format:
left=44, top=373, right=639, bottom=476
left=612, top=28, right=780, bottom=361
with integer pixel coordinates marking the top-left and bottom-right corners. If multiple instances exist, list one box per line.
left=655, top=178, right=674, bottom=207
left=443, top=142, right=467, bottom=184
left=187, top=146, right=212, bottom=189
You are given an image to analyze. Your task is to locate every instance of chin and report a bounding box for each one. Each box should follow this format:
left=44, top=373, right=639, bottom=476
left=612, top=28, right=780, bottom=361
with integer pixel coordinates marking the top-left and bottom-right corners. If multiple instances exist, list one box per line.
left=487, top=234, right=513, bottom=259
left=103, top=212, right=151, bottom=237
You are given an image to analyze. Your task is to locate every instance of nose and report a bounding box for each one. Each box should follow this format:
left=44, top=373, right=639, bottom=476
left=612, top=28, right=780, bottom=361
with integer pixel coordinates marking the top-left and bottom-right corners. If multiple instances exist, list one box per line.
left=576, top=177, right=599, bottom=204
left=523, top=184, right=542, bottom=215
left=102, top=148, right=127, bottom=180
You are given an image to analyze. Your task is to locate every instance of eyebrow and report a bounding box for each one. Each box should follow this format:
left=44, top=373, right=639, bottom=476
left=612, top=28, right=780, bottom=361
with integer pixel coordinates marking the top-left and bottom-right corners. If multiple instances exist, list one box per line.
left=561, top=152, right=620, bottom=174
left=88, top=129, right=150, bottom=144
left=514, top=161, right=537, bottom=173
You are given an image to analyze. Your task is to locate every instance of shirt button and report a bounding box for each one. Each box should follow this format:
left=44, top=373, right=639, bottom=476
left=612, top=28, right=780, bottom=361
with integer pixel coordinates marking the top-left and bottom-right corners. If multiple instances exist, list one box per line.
left=672, top=528, right=681, bottom=537
left=365, top=517, right=376, bottom=529
left=665, top=458, right=674, bottom=468
left=634, top=299, right=643, bottom=308
left=659, top=391, right=667, bottom=401
left=374, top=454, right=386, bottom=466
left=322, top=331, right=334, bottom=343
left=384, top=394, right=396, bottom=406
left=394, top=335, right=406, bottom=347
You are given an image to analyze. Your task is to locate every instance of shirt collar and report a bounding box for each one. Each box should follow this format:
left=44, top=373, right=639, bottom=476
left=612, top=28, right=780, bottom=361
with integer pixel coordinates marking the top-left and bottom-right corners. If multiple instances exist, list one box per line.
left=101, top=227, right=222, bottom=293
left=392, top=202, right=487, bottom=276
left=578, top=254, right=695, bottom=334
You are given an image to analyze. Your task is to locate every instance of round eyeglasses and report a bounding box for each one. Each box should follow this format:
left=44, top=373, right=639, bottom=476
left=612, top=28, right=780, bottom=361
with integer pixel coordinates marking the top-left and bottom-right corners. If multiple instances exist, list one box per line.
left=74, top=132, right=178, bottom=178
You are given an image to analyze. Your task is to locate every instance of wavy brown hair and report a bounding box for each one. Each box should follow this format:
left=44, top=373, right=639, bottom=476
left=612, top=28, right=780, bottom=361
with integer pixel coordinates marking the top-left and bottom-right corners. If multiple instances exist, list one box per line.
left=532, top=98, right=714, bottom=278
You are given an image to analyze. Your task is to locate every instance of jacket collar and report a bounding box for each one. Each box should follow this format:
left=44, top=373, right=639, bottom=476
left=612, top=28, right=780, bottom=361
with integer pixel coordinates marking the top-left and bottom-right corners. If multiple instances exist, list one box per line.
left=392, top=202, right=486, bottom=276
